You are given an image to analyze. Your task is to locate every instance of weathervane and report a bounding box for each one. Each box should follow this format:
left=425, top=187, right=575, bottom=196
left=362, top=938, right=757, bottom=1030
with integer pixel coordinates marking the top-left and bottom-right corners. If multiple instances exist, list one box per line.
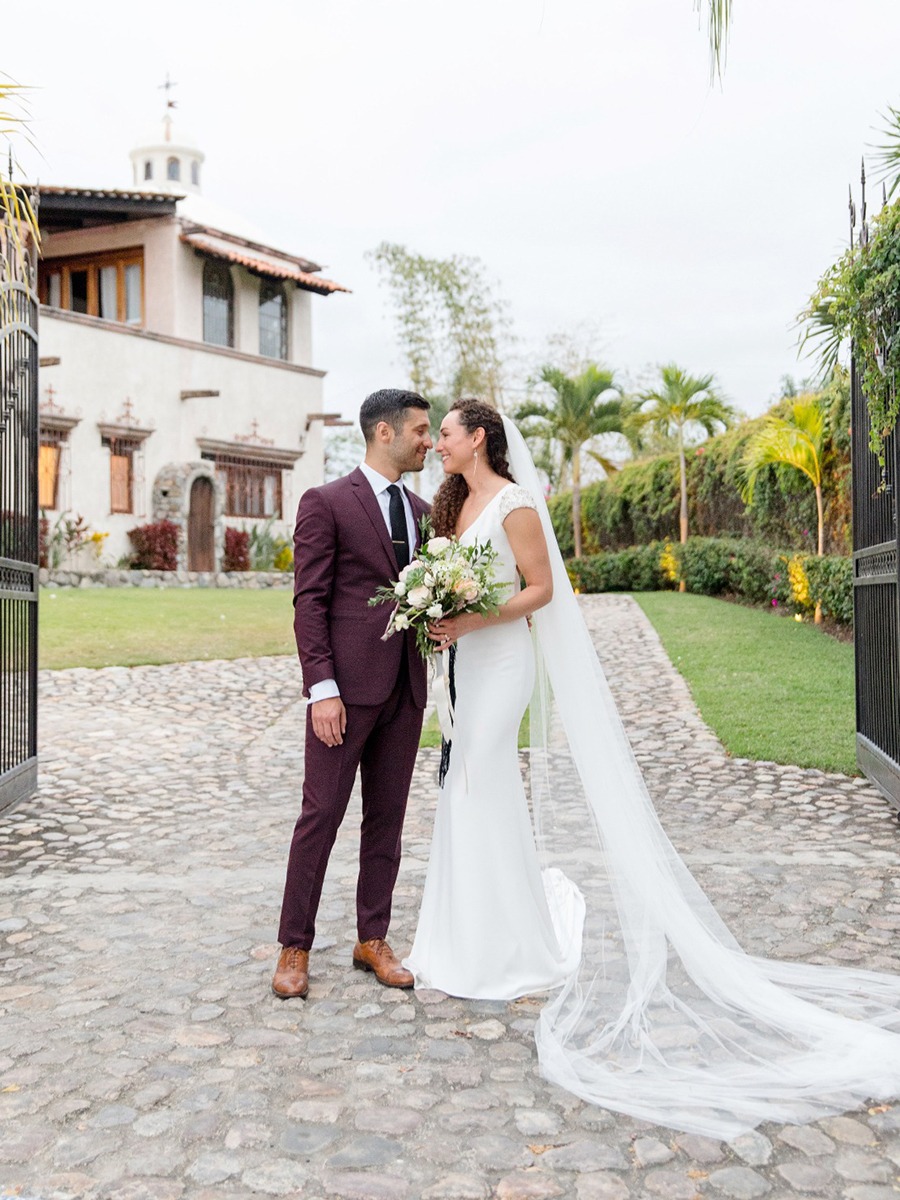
left=159, top=73, right=178, bottom=142
left=159, top=72, right=178, bottom=110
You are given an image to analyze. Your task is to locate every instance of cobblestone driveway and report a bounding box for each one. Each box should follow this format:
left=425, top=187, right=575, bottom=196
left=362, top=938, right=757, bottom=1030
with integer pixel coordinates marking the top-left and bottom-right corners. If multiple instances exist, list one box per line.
left=2, top=595, right=900, bottom=1200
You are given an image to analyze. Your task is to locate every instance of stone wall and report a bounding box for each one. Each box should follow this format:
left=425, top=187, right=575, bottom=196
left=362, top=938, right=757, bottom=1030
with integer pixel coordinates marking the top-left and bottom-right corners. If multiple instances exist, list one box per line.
left=40, top=569, right=292, bottom=589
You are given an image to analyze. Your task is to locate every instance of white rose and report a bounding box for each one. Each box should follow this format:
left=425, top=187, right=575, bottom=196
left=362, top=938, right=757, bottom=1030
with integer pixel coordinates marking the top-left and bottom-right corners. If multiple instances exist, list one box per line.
left=394, top=579, right=408, bottom=597
left=426, top=603, right=443, bottom=619
left=426, top=536, right=452, bottom=555
left=407, top=585, right=431, bottom=608
left=423, top=572, right=435, bottom=587
left=394, top=612, right=410, bottom=630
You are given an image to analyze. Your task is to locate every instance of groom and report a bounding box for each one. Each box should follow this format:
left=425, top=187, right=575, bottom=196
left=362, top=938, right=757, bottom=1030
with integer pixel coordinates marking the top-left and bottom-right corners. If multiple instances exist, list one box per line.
left=273, top=389, right=433, bottom=998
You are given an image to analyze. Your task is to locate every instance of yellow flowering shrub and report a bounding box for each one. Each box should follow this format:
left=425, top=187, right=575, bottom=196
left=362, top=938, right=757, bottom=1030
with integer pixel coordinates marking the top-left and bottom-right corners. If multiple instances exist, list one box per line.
left=787, top=555, right=811, bottom=608
left=273, top=544, right=293, bottom=573
left=659, top=543, right=679, bottom=584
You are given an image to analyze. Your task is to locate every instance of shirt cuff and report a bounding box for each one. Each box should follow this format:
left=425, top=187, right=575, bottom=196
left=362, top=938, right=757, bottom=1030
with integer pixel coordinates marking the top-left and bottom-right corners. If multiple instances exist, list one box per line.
left=309, top=679, right=340, bottom=703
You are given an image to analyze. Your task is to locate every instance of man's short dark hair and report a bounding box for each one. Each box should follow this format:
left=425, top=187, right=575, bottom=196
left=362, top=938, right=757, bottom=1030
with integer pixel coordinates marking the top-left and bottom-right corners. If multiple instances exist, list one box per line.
left=359, top=389, right=430, bottom=443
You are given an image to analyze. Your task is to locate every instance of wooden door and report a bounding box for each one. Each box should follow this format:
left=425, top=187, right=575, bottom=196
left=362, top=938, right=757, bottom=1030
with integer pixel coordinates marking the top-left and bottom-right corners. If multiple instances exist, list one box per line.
left=188, top=477, right=215, bottom=572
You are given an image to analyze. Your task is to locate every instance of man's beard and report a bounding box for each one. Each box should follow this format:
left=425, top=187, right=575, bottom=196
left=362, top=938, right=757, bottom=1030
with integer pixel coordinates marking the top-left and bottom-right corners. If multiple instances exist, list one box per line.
left=392, top=449, right=426, bottom=474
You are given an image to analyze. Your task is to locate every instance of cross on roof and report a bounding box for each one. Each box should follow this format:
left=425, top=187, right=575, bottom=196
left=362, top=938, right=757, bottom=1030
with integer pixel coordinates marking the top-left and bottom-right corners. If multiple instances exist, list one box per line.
left=159, top=73, right=178, bottom=109
left=119, top=398, right=136, bottom=425
left=41, top=384, right=61, bottom=413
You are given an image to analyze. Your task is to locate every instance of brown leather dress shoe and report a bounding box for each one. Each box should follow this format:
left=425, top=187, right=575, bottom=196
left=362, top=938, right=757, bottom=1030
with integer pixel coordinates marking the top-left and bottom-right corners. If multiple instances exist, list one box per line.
left=272, top=946, right=309, bottom=998
left=352, top=938, right=414, bottom=988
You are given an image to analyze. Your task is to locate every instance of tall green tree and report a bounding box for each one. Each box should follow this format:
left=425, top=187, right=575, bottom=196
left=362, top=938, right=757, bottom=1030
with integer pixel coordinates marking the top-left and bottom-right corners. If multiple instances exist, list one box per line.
left=516, top=363, right=625, bottom=559
left=741, top=396, right=828, bottom=622
left=637, top=365, right=734, bottom=586
left=367, top=241, right=509, bottom=423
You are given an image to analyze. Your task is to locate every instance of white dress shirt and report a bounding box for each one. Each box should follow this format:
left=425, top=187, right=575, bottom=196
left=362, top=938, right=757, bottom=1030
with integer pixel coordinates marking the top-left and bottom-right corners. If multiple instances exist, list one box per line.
left=308, top=464, right=416, bottom=704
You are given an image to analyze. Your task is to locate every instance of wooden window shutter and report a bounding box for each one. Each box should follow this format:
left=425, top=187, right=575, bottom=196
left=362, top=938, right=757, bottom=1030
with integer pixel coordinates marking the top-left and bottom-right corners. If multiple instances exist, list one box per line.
left=38, top=443, right=61, bottom=509
left=110, top=452, right=133, bottom=513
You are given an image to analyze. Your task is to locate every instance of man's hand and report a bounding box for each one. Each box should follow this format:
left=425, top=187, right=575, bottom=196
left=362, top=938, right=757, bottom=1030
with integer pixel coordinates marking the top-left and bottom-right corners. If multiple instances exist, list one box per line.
left=311, top=697, right=347, bottom=747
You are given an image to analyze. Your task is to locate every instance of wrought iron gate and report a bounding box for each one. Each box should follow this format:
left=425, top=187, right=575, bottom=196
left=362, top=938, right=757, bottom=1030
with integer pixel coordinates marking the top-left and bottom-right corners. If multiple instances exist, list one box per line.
left=0, top=214, right=39, bottom=813
left=852, top=358, right=900, bottom=805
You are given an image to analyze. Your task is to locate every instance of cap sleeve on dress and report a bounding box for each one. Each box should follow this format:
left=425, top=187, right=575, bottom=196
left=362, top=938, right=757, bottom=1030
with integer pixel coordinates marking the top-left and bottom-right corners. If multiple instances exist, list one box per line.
left=499, top=484, right=537, bottom=521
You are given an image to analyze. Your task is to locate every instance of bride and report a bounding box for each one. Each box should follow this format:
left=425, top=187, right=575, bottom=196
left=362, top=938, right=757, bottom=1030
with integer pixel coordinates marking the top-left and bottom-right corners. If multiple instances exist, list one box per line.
left=405, top=397, right=900, bottom=1139
left=404, top=399, right=584, bottom=999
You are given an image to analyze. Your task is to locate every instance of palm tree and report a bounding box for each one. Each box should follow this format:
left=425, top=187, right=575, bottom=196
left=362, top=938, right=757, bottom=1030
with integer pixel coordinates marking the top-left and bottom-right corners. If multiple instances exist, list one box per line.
left=741, top=396, right=828, bottom=623
left=637, top=365, right=734, bottom=586
left=516, top=363, right=625, bottom=558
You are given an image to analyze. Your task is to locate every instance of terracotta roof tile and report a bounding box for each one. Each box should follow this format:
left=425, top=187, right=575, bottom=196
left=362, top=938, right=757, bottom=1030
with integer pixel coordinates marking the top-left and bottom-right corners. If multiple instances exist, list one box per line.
left=181, top=229, right=349, bottom=296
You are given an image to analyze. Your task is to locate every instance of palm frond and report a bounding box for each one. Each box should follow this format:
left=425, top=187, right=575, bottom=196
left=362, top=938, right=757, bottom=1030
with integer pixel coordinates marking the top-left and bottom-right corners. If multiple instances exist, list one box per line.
left=584, top=448, right=621, bottom=475
left=0, top=80, right=41, bottom=325
left=797, top=298, right=844, bottom=384
left=741, top=398, right=826, bottom=503
left=0, top=79, right=41, bottom=258
left=513, top=399, right=554, bottom=424
left=696, top=0, right=732, bottom=84
left=787, top=397, right=826, bottom=445
left=870, top=104, right=900, bottom=200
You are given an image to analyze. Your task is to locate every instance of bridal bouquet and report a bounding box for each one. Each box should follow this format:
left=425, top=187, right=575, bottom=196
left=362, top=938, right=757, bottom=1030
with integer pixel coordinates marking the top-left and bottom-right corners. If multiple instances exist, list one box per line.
left=369, top=520, right=508, bottom=658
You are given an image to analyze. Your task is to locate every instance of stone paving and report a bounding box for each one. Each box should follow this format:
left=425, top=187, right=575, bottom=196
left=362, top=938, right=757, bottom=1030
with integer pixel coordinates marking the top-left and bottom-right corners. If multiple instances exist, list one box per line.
left=2, top=593, right=900, bottom=1200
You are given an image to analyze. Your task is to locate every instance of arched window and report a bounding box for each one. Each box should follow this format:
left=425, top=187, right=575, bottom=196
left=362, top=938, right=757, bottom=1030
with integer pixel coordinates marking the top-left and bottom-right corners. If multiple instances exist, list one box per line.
left=144, top=160, right=153, bottom=181
left=202, top=260, right=234, bottom=347
left=259, top=280, right=287, bottom=360
left=191, top=160, right=200, bottom=187
left=167, top=156, right=181, bottom=182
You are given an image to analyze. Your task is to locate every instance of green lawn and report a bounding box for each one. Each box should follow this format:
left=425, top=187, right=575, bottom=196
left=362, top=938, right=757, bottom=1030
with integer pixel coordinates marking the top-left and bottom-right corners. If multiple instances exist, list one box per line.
left=39, top=587, right=296, bottom=669
left=633, top=592, right=857, bottom=775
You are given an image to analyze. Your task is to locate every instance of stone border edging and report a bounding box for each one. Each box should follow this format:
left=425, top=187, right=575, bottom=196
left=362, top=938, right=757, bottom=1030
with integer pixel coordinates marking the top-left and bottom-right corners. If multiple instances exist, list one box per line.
left=40, top=568, right=292, bottom=589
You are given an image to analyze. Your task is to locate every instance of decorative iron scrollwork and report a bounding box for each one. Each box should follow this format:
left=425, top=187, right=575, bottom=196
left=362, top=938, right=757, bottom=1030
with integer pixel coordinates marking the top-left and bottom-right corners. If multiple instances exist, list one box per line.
left=856, top=548, right=898, bottom=579
left=0, top=566, right=35, bottom=594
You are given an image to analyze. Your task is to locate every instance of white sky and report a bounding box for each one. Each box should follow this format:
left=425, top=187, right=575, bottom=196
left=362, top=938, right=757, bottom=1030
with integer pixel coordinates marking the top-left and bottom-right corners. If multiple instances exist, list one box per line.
left=11, top=0, right=900, bottom=419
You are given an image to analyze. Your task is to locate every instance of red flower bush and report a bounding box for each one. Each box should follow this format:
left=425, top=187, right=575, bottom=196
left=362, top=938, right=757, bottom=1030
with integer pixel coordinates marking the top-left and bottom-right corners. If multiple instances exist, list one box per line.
left=223, top=527, right=250, bottom=572
left=127, top=520, right=179, bottom=570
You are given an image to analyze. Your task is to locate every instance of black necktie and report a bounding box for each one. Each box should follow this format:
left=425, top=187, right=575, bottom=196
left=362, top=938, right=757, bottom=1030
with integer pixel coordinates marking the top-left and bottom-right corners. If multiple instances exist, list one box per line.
left=387, top=484, right=410, bottom=571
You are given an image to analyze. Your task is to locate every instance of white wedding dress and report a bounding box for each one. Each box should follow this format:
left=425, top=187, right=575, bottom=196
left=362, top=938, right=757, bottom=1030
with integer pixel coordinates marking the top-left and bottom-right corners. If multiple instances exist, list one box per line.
left=405, top=484, right=584, bottom=999
left=407, top=416, right=900, bottom=1139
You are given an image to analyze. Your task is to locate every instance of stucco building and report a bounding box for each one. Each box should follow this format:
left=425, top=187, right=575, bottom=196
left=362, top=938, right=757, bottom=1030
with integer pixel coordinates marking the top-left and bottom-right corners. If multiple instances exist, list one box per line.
left=34, top=110, right=348, bottom=572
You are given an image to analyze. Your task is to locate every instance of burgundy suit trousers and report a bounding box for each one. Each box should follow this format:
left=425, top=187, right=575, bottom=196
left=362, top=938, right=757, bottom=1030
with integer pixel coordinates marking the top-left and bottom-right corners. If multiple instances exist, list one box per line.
left=277, top=649, right=424, bottom=950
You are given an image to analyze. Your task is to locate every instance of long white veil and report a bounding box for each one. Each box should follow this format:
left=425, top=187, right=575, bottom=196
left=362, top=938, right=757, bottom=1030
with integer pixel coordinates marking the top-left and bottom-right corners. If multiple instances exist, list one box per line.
left=502, top=413, right=900, bottom=1138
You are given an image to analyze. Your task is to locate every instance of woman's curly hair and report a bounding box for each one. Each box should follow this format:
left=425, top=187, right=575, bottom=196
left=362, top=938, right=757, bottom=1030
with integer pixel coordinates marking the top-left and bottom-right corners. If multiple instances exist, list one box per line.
left=430, top=399, right=515, bottom=537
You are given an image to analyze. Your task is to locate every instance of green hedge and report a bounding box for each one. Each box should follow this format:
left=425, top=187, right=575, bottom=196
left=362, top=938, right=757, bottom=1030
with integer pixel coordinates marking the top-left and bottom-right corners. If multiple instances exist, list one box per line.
left=803, top=555, right=854, bottom=624
left=567, top=537, right=853, bottom=624
left=567, top=542, right=669, bottom=593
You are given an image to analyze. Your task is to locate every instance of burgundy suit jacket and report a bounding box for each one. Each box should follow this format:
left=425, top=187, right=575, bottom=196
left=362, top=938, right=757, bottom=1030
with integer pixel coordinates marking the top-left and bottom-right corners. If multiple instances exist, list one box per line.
left=293, top=468, right=431, bottom=709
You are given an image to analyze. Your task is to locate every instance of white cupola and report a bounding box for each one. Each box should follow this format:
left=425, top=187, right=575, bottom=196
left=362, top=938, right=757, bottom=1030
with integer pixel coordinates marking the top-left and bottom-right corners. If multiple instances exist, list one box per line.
left=130, top=108, right=205, bottom=195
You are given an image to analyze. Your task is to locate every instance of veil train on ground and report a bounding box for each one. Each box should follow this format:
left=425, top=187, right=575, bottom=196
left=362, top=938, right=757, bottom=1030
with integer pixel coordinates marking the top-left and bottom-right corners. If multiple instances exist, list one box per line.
left=503, top=413, right=900, bottom=1139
